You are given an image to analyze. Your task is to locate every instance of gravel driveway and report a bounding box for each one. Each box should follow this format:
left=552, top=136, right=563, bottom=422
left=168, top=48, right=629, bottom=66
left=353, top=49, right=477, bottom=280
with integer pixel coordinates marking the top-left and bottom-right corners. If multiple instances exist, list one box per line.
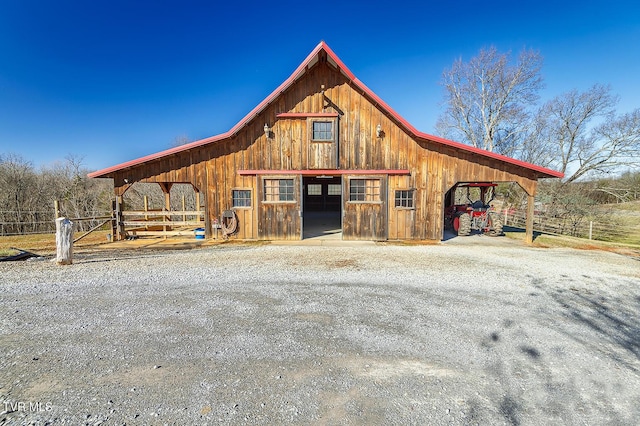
left=1, top=238, right=639, bottom=425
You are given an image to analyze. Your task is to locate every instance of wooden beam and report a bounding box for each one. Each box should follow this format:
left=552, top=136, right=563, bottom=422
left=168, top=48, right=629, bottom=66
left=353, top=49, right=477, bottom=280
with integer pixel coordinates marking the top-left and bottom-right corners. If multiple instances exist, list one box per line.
left=115, top=183, right=132, bottom=197
left=158, top=182, right=173, bottom=194
left=123, top=221, right=204, bottom=227
left=526, top=194, right=535, bottom=244
left=122, top=210, right=204, bottom=216
left=238, top=169, right=410, bottom=176
left=276, top=112, right=339, bottom=118
left=73, top=219, right=113, bottom=243
left=130, top=230, right=201, bottom=236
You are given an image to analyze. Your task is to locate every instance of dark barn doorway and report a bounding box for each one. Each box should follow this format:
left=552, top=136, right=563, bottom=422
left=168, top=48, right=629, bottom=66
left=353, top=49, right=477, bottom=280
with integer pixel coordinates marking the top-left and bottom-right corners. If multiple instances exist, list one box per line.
left=302, top=176, right=342, bottom=239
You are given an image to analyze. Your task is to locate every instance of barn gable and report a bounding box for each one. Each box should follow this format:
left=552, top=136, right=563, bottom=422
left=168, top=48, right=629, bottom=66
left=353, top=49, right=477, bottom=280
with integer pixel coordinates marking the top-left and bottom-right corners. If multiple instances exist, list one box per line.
left=89, top=42, right=562, bottom=242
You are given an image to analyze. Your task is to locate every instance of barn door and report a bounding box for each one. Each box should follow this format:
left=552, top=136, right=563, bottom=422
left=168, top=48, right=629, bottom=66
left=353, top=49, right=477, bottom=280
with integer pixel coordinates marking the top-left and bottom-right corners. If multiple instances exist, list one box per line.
left=257, top=175, right=301, bottom=240
left=342, top=175, right=387, bottom=240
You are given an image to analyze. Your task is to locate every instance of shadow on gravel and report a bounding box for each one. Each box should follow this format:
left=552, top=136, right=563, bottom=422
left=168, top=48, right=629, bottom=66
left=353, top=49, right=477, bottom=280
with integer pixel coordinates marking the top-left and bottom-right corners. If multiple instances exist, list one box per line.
left=480, top=280, right=640, bottom=424
left=500, top=396, right=523, bottom=426
left=545, top=286, right=640, bottom=372
left=73, top=252, right=169, bottom=264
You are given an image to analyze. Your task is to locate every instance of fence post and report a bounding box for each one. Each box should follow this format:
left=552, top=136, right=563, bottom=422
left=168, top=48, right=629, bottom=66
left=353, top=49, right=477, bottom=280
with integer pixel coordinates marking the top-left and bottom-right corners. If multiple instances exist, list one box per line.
left=54, top=200, right=60, bottom=219
left=56, top=217, right=73, bottom=265
left=143, top=195, right=149, bottom=230
left=589, top=221, right=593, bottom=240
left=113, top=196, right=124, bottom=241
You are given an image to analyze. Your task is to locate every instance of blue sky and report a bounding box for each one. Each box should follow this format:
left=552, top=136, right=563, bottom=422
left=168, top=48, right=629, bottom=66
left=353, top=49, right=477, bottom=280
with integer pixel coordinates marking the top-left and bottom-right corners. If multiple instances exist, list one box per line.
left=1, top=0, right=639, bottom=172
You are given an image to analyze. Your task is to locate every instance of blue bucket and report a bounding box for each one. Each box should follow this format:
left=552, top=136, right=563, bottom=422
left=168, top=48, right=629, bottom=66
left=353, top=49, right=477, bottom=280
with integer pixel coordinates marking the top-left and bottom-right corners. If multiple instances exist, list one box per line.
left=195, top=228, right=205, bottom=240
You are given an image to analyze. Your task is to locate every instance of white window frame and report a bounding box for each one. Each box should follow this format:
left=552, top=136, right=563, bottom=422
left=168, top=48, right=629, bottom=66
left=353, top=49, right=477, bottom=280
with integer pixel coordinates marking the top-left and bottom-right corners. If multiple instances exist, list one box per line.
left=262, top=178, right=296, bottom=203
left=232, top=188, right=252, bottom=208
left=348, top=177, right=382, bottom=204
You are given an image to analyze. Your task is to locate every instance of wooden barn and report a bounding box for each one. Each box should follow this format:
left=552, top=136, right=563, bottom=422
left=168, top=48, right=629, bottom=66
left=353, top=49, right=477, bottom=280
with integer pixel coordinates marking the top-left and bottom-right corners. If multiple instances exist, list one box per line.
left=88, top=42, right=563, bottom=243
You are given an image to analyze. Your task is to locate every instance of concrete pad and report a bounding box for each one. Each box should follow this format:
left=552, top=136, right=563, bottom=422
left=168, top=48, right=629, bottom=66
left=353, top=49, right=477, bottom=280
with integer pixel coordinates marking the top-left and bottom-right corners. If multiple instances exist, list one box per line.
left=271, top=239, right=375, bottom=247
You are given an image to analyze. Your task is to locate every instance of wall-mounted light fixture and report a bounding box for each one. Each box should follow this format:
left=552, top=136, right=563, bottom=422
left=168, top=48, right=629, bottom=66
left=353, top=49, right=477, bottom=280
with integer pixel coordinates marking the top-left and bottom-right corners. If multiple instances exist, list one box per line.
left=376, top=124, right=382, bottom=138
left=264, top=123, right=270, bottom=139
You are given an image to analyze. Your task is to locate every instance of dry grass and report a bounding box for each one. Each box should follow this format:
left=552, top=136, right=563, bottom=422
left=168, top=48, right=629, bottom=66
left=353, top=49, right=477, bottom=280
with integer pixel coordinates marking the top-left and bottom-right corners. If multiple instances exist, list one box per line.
left=0, top=231, right=262, bottom=257
left=0, top=230, right=112, bottom=256
left=602, top=200, right=640, bottom=212
left=505, top=228, right=640, bottom=258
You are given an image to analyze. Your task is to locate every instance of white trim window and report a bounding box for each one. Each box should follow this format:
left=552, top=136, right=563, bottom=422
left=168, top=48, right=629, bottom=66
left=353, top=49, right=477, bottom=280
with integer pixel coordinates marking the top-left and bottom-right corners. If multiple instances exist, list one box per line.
left=349, top=178, right=381, bottom=203
left=232, top=189, right=252, bottom=208
left=264, top=179, right=295, bottom=202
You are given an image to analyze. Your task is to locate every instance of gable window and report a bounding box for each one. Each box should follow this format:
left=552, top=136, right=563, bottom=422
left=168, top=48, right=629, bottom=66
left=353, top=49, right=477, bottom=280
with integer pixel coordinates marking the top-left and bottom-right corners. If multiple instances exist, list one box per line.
left=349, top=178, right=381, bottom=202
left=232, top=189, right=252, bottom=208
left=264, top=179, right=295, bottom=202
left=312, top=121, right=333, bottom=141
left=394, top=189, right=414, bottom=209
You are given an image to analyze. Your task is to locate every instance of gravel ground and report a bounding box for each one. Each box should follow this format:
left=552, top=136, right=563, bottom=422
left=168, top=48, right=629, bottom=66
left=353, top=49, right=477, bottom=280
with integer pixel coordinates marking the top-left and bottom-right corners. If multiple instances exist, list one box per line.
left=1, top=237, right=639, bottom=425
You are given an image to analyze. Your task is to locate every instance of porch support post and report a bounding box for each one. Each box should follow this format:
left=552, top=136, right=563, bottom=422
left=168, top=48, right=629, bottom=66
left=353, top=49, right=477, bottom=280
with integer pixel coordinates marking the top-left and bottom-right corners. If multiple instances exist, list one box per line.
left=158, top=183, right=172, bottom=211
left=114, top=195, right=124, bottom=241
left=196, top=190, right=210, bottom=238
left=526, top=193, right=535, bottom=244
left=158, top=183, right=173, bottom=239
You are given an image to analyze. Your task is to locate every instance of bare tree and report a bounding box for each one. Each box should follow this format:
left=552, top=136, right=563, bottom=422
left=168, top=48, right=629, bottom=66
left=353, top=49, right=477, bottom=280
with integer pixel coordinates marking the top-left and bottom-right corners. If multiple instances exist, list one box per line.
left=437, top=46, right=544, bottom=155
left=530, top=85, right=640, bottom=183
left=0, top=153, right=38, bottom=234
left=51, top=155, right=113, bottom=229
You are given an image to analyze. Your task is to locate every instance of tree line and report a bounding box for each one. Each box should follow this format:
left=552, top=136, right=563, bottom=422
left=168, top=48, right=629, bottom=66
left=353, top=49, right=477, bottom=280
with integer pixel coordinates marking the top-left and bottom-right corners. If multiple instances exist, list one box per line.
left=0, top=154, right=112, bottom=235
left=0, top=153, right=201, bottom=236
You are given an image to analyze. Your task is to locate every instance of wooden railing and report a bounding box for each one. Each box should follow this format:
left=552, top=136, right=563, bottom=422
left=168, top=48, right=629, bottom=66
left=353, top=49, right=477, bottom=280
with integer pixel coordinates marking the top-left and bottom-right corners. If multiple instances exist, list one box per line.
left=119, top=209, right=205, bottom=238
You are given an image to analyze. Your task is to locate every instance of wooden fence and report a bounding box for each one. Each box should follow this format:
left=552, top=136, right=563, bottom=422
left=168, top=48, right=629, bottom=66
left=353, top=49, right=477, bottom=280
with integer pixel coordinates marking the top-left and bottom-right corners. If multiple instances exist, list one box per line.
left=112, top=196, right=205, bottom=240
left=502, top=208, right=640, bottom=245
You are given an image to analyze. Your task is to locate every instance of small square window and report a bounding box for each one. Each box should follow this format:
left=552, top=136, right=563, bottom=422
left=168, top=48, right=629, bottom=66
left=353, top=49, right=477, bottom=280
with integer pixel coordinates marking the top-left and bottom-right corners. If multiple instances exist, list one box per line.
left=307, top=184, right=322, bottom=195
left=264, top=179, right=295, bottom=202
left=312, top=121, right=333, bottom=141
left=349, top=179, right=380, bottom=202
left=327, top=184, right=341, bottom=196
left=395, top=190, right=414, bottom=209
left=232, top=190, right=252, bottom=208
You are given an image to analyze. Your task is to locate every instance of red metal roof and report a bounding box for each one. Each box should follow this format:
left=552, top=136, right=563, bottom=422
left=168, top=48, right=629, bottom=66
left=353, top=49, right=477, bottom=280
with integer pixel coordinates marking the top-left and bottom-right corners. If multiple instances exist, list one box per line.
left=88, top=41, right=564, bottom=179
